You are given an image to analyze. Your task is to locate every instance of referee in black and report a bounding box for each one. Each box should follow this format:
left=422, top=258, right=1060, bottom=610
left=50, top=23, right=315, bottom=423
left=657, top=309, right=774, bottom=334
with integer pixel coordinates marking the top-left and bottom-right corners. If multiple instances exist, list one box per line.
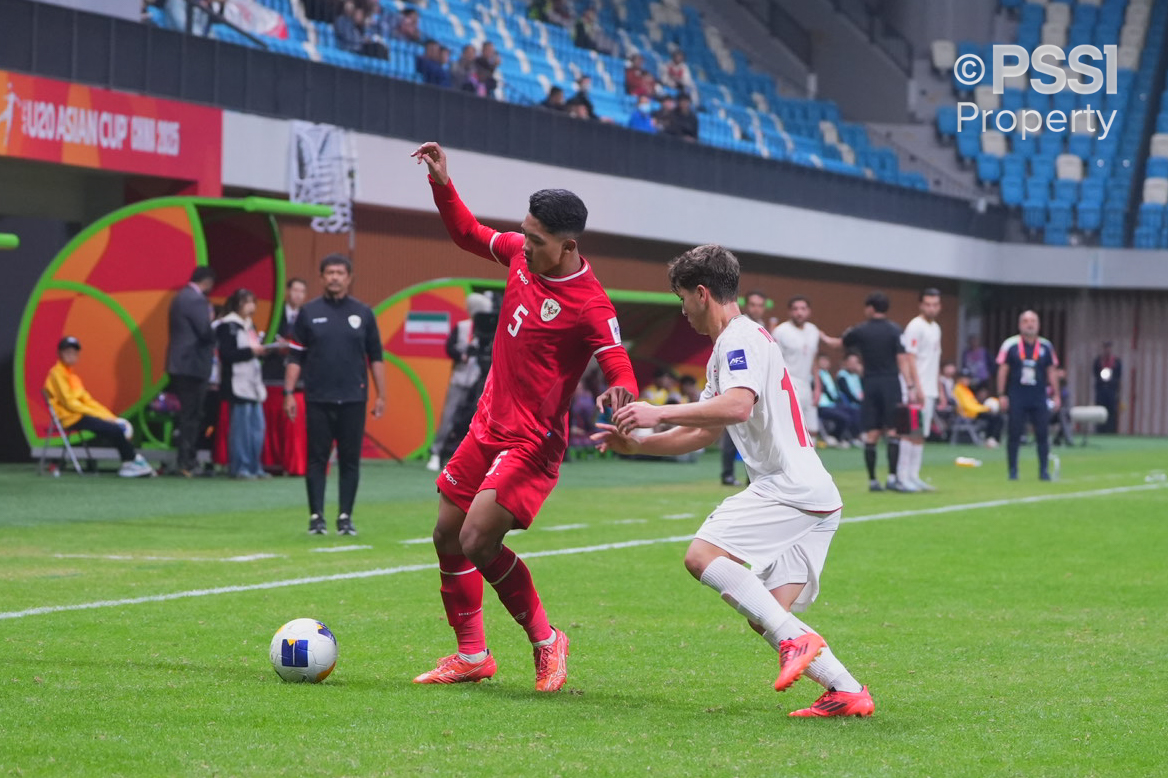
left=285, top=255, right=386, bottom=536
left=842, top=291, right=919, bottom=492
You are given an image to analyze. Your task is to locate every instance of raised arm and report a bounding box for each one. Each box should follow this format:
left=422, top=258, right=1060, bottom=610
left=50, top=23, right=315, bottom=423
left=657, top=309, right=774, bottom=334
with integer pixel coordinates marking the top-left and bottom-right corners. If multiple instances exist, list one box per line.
left=412, top=141, right=522, bottom=264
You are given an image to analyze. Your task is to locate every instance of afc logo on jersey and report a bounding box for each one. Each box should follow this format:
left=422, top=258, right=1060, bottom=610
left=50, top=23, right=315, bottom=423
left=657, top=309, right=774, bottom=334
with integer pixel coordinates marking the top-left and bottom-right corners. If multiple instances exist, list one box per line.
left=727, top=349, right=748, bottom=371
left=540, top=298, right=561, bottom=321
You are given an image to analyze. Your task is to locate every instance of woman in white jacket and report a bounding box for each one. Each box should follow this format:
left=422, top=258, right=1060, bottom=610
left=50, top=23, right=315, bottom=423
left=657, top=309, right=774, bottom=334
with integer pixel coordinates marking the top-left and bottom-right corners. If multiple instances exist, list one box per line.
left=215, top=289, right=268, bottom=479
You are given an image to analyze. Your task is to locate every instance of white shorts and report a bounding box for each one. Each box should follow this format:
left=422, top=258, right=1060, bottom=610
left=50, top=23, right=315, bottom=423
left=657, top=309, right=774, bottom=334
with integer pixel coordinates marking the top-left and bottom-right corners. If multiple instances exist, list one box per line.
left=694, top=485, right=840, bottom=612
left=919, top=396, right=937, bottom=438
left=796, top=381, right=820, bottom=435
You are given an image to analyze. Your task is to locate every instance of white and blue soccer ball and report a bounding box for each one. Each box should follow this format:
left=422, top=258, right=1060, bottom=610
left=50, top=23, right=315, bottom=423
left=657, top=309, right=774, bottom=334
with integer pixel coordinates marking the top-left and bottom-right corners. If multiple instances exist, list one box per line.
left=269, top=618, right=337, bottom=683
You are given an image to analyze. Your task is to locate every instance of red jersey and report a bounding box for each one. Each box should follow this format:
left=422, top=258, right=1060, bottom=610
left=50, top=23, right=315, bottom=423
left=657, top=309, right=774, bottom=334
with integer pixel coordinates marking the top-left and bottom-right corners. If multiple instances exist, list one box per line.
left=431, top=178, right=637, bottom=458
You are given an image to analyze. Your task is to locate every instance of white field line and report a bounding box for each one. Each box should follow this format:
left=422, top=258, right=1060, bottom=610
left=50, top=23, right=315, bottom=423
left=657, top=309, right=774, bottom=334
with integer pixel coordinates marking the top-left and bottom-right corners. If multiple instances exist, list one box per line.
left=309, top=545, right=373, bottom=553
left=542, top=523, right=589, bottom=531
left=4, top=483, right=1162, bottom=621
left=52, top=553, right=284, bottom=563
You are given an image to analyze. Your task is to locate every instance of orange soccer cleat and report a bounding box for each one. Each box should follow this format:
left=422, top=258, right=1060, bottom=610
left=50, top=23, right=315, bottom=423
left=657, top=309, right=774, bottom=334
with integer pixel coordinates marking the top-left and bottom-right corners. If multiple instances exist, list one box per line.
left=774, top=632, right=826, bottom=692
left=413, top=652, right=497, bottom=684
left=533, top=628, right=570, bottom=692
left=789, top=686, right=875, bottom=718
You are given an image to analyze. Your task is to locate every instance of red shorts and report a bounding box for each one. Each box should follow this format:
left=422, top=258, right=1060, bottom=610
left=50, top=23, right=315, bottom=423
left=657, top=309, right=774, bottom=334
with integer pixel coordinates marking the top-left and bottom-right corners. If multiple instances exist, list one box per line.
left=435, top=418, right=561, bottom=529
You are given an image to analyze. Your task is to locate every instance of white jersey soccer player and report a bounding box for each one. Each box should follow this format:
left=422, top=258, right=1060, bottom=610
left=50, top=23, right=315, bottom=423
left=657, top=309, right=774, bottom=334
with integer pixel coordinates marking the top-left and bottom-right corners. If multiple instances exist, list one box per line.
left=773, top=297, right=842, bottom=443
left=898, top=290, right=945, bottom=491
left=595, top=245, right=874, bottom=718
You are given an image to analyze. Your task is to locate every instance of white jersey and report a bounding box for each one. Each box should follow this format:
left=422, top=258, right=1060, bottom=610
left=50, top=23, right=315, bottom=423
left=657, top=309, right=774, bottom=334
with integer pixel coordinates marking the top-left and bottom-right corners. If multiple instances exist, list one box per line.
left=702, top=316, right=841, bottom=511
left=903, top=315, right=942, bottom=399
left=772, top=321, right=821, bottom=388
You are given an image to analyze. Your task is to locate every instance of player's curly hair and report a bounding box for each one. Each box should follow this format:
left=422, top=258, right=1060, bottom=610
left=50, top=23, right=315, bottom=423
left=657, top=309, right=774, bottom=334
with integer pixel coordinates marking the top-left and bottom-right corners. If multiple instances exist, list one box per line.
left=529, top=189, right=588, bottom=237
left=667, top=244, right=740, bottom=303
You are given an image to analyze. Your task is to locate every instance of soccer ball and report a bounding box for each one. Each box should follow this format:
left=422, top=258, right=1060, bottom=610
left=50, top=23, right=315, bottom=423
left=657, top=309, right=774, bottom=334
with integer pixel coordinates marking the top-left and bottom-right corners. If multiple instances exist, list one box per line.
left=269, top=618, right=338, bottom=683
left=984, top=397, right=1001, bottom=414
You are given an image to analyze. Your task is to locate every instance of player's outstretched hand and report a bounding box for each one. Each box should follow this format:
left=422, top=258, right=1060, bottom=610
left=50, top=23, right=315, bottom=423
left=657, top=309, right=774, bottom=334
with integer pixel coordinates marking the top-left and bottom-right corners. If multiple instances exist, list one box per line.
left=612, top=401, right=663, bottom=435
left=591, top=423, right=639, bottom=455
left=410, top=142, right=449, bottom=186
left=596, top=385, right=635, bottom=414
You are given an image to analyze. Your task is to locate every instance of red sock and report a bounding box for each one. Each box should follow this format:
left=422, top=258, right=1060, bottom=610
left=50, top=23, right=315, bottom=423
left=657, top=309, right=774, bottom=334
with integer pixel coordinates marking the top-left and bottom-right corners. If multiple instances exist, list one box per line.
left=478, top=546, right=552, bottom=644
left=438, top=553, right=486, bottom=655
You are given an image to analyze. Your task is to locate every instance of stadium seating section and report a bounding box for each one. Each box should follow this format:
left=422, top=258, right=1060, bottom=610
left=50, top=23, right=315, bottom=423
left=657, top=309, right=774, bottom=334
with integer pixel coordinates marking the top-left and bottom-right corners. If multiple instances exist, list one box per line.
left=145, top=0, right=928, bottom=191
left=933, top=0, right=1167, bottom=247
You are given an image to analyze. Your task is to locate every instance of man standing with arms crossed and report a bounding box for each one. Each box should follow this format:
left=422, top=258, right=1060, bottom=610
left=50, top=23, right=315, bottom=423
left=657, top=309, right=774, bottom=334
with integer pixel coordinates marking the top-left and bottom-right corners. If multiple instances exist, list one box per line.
left=285, top=255, right=386, bottom=536
left=409, top=142, right=638, bottom=692
left=843, top=292, right=918, bottom=492
left=898, top=288, right=947, bottom=491
left=773, top=297, right=841, bottom=447
left=594, top=245, right=873, bottom=717
left=996, top=310, right=1060, bottom=481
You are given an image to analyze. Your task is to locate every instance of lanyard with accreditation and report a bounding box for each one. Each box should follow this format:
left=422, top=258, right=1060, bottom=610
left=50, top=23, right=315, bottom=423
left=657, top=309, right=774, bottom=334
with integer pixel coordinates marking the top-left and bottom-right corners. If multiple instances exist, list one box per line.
left=1017, top=338, right=1041, bottom=387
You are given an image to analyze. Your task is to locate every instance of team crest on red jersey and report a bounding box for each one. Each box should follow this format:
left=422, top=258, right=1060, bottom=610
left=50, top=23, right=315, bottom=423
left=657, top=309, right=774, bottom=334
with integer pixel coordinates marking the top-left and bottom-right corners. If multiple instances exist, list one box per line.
left=540, top=298, right=562, bottom=322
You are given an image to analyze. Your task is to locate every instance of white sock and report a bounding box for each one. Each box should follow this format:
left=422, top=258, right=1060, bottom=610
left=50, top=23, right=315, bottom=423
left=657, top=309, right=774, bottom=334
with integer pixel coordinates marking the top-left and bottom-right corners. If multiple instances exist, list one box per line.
left=915, top=440, right=926, bottom=481
left=897, top=441, right=912, bottom=482
left=804, top=646, right=863, bottom=693
left=532, top=628, right=556, bottom=648
left=700, top=557, right=799, bottom=641
left=458, top=650, right=488, bottom=663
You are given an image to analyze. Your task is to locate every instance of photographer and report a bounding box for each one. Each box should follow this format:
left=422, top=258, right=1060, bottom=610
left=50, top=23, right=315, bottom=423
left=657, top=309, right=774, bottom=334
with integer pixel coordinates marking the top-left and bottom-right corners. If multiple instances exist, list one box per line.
left=427, top=292, right=494, bottom=471
left=436, top=292, right=498, bottom=465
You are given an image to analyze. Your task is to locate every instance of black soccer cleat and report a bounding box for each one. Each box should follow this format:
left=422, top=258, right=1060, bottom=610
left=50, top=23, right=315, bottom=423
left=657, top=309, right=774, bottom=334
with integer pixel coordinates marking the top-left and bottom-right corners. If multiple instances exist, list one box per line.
left=336, top=515, right=357, bottom=536
left=308, top=515, right=327, bottom=535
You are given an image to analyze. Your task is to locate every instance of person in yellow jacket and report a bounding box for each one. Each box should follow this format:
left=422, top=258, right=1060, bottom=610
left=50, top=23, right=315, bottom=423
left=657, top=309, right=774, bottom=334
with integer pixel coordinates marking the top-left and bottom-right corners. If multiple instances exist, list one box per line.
left=953, top=369, right=1002, bottom=448
left=44, top=336, right=155, bottom=477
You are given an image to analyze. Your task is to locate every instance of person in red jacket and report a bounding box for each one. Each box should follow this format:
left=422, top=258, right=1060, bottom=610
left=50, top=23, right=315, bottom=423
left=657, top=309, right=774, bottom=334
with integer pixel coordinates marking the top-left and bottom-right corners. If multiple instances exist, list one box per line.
left=409, top=141, right=638, bottom=692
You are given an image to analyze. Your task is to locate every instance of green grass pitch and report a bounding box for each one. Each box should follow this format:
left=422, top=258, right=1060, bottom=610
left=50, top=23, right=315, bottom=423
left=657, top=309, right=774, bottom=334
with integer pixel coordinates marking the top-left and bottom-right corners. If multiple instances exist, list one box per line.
left=2, top=437, right=1167, bottom=776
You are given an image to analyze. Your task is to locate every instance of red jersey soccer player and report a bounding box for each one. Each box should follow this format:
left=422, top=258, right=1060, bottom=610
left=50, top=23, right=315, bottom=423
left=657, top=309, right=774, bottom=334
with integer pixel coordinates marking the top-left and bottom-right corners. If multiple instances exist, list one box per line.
left=409, top=142, right=638, bottom=691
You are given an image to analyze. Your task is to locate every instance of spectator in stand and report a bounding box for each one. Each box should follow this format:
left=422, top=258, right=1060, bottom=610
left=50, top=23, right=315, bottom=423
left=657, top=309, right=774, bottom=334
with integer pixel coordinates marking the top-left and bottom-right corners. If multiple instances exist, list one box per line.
left=474, top=41, right=500, bottom=97
left=542, top=85, right=568, bottom=112
left=672, top=94, right=699, bottom=141
left=628, top=95, right=657, bottom=133
left=567, top=76, right=599, bottom=120
left=961, top=334, right=991, bottom=387
left=417, top=39, right=452, bottom=87
left=574, top=8, right=616, bottom=55
left=451, top=44, right=478, bottom=90
left=393, top=7, right=421, bottom=42
left=625, top=54, right=657, bottom=97
left=336, top=1, right=389, bottom=58
left=545, top=0, right=574, bottom=27
left=44, top=336, right=155, bottom=478
left=654, top=95, right=678, bottom=135
left=568, top=103, right=590, bottom=119
left=953, top=369, right=1002, bottom=447
left=215, top=289, right=269, bottom=480
left=938, top=361, right=957, bottom=406
left=660, top=49, right=696, bottom=99
left=366, top=0, right=398, bottom=41
left=679, top=374, right=701, bottom=404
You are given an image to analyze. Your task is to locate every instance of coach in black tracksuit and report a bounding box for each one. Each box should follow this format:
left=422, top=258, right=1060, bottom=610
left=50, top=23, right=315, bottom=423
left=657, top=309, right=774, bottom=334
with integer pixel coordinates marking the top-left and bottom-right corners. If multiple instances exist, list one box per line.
left=841, top=291, right=917, bottom=493
left=285, top=255, right=385, bottom=537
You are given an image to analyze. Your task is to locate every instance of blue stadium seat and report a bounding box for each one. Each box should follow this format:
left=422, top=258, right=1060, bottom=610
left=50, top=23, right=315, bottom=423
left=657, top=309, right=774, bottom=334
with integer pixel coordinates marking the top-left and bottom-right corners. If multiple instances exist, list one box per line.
left=1012, top=134, right=1037, bottom=158
left=1048, top=201, right=1073, bottom=230
left=1147, top=157, right=1168, bottom=179
left=977, top=153, right=1002, bottom=183
left=1054, top=179, right=1079, bottom=203
left=1030, top=156, right=1056, bottom=181
left=1138, top=203, right=1165, bottom=232
left=1077, top=201, right=1103, bottom=232
left=1001, top=175, right=1025, bottom=207
left=1043, top=225, right=1070, bottom=245
left=1022, top=201, right=1047, bottom=230
left=936, top=105, right=959, bottom=138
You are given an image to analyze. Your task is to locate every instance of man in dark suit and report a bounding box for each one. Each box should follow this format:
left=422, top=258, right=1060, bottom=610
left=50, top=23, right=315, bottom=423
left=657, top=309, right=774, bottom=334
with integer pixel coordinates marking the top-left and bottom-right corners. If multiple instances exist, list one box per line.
left=1092, top=341, right=1122, bottom=433
left=166, top=267, right=217, bottom=476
